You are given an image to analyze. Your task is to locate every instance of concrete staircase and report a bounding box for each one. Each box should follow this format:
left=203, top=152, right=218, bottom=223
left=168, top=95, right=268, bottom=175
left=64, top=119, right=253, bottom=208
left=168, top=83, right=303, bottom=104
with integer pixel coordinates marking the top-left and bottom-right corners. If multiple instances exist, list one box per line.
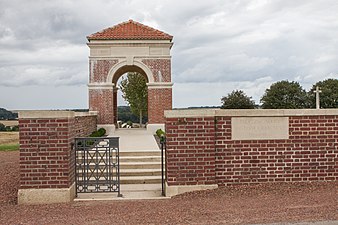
left=119, top=150, right=164, bottom=198
left=120, top=150, right=162, bottom=185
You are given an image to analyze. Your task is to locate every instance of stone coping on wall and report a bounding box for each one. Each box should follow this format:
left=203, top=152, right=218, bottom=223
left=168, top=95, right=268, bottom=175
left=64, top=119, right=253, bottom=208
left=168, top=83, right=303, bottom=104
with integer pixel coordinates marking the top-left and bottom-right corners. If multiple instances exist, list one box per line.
left=147, top=82, right=173, bottom=89
left=164, top=108, right=338, bottom=118
left=19, top=110, right=97, bottom=119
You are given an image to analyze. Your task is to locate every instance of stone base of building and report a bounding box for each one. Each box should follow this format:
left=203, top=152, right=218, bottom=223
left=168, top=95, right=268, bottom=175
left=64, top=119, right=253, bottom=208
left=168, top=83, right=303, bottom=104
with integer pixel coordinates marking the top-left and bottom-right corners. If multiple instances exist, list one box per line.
left=97, top=124, right=116, bottom=135
left=18, top=183, right=75, bottom=205
left=165, top=182, right=218, bottom=197
left=147, top=123, right=165, bottom=134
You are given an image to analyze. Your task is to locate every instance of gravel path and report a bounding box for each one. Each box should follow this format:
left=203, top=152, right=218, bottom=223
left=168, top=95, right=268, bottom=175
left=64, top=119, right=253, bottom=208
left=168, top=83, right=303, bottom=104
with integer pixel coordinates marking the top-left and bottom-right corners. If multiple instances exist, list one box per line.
left=0, top=151, right=337, bottom=225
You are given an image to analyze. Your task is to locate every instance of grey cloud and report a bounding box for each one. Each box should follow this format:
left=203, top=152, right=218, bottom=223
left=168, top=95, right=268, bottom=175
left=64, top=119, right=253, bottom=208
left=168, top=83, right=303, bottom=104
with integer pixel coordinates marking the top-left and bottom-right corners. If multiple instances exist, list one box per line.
left=0, top=0, right=337, bottom=109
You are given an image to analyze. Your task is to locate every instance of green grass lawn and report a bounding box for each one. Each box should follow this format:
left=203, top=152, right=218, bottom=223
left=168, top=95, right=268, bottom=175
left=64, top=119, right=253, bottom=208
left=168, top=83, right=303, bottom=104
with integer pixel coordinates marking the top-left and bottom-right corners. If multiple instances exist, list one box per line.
left=0, top=144, right=19, bottom=151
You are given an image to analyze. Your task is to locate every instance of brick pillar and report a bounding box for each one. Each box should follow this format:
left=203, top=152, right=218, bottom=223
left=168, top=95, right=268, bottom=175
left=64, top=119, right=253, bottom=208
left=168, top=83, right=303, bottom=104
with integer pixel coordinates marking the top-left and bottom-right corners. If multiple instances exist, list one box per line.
left=113, top=88, right=118, bottom=124
left=88, top=83, right=115, bottom=133
left=18, top=111, right=77, bottom=204
left=147, top=83, right=173, bottom=132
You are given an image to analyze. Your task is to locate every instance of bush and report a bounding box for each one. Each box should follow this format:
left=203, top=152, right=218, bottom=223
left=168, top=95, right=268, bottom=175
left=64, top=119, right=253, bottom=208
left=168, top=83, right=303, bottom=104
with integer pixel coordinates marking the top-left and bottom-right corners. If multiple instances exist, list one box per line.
left=97, top=128, right=106, bottom=136
left=89, top=128, right=106, bottom=137
left=156, top=129, right=166, bottom=138
left=11, top=125, right=19, bottom=131
left=127, top=121, right=133, bottom=126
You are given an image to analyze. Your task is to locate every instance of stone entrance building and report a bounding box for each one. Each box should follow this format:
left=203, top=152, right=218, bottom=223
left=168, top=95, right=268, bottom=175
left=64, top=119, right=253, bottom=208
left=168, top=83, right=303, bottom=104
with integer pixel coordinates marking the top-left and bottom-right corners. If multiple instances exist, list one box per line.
left=87, top=20, right=173, bottom=133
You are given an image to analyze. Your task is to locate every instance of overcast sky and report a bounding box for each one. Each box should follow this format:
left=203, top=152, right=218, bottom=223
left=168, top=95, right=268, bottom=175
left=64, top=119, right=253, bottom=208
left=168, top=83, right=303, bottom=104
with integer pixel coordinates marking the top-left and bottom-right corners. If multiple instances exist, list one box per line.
left=0, top=0, right=337, bottom=110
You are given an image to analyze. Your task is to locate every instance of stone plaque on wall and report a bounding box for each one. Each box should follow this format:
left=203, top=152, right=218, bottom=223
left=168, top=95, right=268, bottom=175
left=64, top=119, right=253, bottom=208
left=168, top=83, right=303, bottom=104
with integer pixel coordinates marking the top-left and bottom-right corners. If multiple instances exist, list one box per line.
left=231, top=117, right=289, bottom=140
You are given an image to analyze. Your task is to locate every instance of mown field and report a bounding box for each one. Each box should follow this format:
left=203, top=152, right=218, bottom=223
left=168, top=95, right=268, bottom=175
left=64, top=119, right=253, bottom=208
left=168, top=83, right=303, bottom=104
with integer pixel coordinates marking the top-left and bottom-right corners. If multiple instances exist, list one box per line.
left=0, top=132, right=19, bottom=151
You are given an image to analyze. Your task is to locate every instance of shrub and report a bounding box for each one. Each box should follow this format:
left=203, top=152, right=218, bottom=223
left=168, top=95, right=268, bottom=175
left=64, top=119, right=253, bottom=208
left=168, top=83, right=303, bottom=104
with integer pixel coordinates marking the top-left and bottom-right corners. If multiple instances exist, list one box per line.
left=89, top=131, right=100, bottom=137
left=97, top=128, right=106, bottom=136
left=11, top=126, right=19, bottom=131
left=156, top=129, right=166, bottom=138
left=89, top=128, right=106, bottom=137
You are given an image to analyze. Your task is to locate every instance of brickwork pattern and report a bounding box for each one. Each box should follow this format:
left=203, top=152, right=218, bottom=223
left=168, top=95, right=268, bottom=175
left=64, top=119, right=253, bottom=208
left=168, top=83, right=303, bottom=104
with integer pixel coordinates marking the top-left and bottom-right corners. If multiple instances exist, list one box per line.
left=166, top=117, right=216, bottom=185
left=19, top=115, right=97, bottom=189
left=142, top=59, right=171, bottom=82
left=148, top=88, right=172, bottom=124
left=90, top=59, right=118, bottom=83
left=74, top=115, right=97, bottom=137
left=89, top=89, right=114, bottom=124
left=113, top=91, right=118, bottom=124
left=165, top=115, right=338, bottom=186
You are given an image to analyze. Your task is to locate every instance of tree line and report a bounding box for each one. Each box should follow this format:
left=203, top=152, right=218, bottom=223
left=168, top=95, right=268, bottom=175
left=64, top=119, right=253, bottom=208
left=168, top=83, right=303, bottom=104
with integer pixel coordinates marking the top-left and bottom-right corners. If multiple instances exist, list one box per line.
left=0, top=108, right=18, bottom=120
left=221, top=79, right=338, bottom=109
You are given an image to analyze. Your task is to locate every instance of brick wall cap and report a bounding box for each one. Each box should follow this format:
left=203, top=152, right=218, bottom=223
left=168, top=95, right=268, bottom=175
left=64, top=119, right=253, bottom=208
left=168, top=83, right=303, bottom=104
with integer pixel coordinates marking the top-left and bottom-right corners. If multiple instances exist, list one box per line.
left=164, top=109, right=338, bottom=118
left=19, top=110, right=76, bottom=119
left=18, top=110, right=97, bottom=119
left=74, top=112, right=98, bottom=117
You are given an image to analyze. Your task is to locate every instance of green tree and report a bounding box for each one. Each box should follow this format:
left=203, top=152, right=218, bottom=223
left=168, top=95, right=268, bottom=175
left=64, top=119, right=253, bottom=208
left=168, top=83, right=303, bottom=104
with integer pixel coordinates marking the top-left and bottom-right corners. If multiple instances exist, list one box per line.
left=117, top=106, right=148, bottom=123
left=261, top=80, right=308, bottom=109
left=221, top=90, right=255, bottom=109
left=119, top=72, right=148, bottom=126
left=309, top=78, right=338, bottom=108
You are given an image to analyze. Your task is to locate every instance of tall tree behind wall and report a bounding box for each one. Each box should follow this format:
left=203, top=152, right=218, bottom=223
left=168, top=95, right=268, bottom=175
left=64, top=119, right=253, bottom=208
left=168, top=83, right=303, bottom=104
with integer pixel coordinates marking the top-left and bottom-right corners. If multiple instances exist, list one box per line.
left=119, top=72, right=148, bottom=126
left=309, top=78, right=338, bottom=108
left=260, top=80, right=309, bottom=109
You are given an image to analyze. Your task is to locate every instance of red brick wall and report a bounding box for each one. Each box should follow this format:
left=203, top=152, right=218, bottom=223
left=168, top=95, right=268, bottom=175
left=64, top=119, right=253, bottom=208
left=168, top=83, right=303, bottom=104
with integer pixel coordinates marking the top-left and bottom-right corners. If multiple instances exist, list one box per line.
left=19, top=118, right=75, bottom=189
left=89, top=89, right=114, bottom=124
left=74, top=115, right=97, bottom=137
left=113, top=91, right=118, bottom=124
left=90, top=59, right=118, bottom=83
left=165, top=114, right=338, bottom=186
left=148, top=88, right=172, bottom=124
left=142, top=59, right=171, bottom=82
left=19, top=114, right=97, bottom=190
left=166, top=117, right=216, bottom=185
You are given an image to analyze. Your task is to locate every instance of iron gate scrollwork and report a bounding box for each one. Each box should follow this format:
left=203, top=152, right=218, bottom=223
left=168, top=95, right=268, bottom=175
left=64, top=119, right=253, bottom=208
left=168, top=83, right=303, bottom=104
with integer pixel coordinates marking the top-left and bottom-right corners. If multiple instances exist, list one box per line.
left=75, top=137, right=121, bottom=196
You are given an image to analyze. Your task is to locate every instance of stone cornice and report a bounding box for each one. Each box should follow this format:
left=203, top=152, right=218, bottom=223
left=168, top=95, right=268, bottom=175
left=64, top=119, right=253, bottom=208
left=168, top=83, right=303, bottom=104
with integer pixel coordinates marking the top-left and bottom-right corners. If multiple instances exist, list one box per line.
left=164, top=109, right=338, bottom=118
left=147, top=82, right=173, bottom=89
left=88, top=83, right=115, bottom=90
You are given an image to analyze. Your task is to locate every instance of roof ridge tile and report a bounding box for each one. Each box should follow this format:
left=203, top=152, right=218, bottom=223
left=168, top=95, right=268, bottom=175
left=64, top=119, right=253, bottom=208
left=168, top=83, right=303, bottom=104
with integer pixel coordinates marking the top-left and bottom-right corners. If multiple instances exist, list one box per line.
left=87, top=20, right=173, bottom=41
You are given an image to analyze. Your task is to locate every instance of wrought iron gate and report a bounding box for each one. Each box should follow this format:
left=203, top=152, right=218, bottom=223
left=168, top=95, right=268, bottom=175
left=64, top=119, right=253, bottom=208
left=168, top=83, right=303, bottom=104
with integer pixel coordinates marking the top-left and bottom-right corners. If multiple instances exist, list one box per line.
left=74, top=137, right=121, bottom=196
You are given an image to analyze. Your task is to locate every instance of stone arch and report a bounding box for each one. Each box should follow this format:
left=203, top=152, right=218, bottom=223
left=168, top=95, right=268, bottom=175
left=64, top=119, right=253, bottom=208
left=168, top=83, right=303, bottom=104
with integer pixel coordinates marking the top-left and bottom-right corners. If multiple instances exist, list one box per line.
left=87, top=20, right=173, bottom=134
left=107, top=60, right=154, bottom=85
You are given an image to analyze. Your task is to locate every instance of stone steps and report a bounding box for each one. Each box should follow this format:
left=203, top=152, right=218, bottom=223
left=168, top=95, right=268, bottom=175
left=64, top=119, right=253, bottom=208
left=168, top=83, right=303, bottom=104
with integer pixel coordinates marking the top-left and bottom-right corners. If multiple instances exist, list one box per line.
left=120, top=156, right=162, bottom=162
left=121, top=176, right=162, bottom=184
left=120, top=161, right=161, bottom=170
left=119, top=150, right=161, bottom=157
left=120, top=169, right=162, bottom=176
left=120, top=150, right=163, bottom=185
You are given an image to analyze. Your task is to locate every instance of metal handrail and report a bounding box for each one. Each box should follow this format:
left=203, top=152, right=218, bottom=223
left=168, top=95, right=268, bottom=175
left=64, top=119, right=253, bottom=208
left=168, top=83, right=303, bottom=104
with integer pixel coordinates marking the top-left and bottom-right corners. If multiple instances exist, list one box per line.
left=160, top=135, right=166, bottom=196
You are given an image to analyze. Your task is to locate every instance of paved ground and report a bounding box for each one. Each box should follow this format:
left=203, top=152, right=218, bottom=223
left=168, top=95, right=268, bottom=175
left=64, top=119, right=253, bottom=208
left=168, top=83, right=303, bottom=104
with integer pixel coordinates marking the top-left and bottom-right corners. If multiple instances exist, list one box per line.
left=111, top=128, right=160, bottom=152
left=1, top=151, right=337, bottom=225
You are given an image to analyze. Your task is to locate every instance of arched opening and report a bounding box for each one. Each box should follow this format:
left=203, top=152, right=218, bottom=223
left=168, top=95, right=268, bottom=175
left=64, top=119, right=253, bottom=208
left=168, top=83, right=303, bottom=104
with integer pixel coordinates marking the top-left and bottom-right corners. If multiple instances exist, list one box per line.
left=112, top=65, right=149, bottom=129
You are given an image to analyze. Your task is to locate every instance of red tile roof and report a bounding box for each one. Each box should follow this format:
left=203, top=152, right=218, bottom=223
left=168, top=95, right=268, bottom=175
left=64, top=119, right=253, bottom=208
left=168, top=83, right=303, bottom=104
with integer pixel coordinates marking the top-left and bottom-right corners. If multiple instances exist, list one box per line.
left=87, top=20, right=173, bottom=41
